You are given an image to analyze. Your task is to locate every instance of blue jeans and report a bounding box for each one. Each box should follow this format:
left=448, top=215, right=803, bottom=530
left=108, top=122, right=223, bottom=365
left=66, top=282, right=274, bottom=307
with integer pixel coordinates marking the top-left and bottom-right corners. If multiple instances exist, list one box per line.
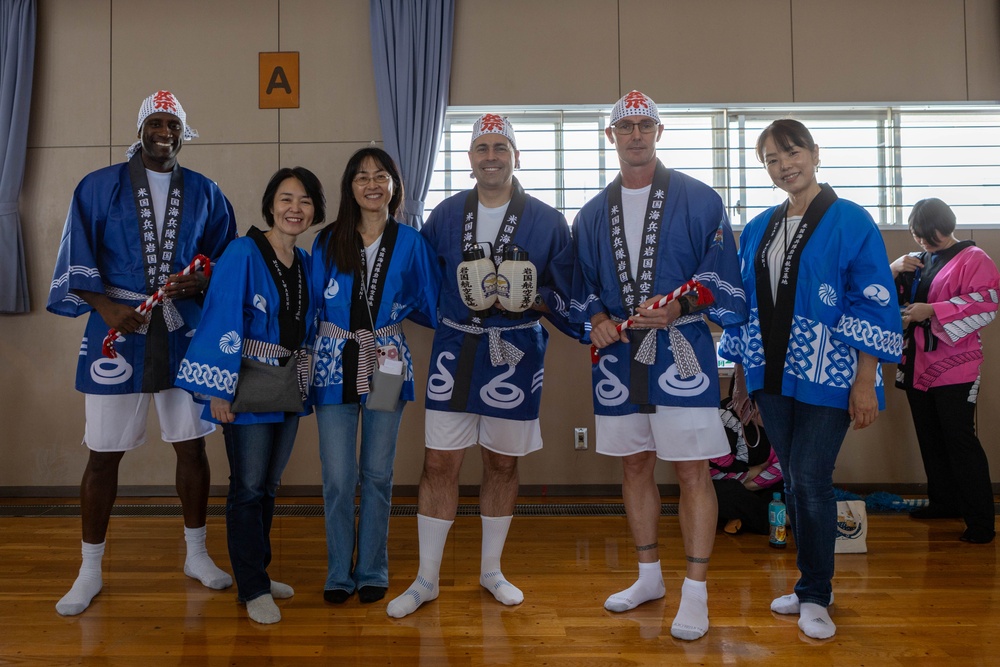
left=316, top=400, right=404, bottom=592
left=222, top=417, right=299, bottom=602
left=754, top=393, right=850, bottom=607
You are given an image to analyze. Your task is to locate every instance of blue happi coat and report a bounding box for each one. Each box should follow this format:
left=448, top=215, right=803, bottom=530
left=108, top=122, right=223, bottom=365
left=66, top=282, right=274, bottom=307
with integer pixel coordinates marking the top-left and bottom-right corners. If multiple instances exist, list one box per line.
left=175, top=234, right=316, bottom=424
left=571, top=168, right=747, bottom=415
left=421, top=191, right=578, bottom=420
left=47, top=162, right=236, bottom=394
left=310, top=220, right=439, bottom=406
left=719, top=196, right=903, bottom=410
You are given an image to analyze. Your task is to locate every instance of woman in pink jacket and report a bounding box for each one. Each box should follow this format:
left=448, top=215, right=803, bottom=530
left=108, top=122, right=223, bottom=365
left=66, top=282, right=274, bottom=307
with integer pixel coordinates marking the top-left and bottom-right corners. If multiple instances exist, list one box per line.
left=892, top=198, right=999, bottom=544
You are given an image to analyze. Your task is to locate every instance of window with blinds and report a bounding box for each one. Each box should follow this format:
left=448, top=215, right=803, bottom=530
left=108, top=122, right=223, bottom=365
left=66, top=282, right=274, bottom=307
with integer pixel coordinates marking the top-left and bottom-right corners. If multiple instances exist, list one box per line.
left=425, top=105, right=1000, bottom=227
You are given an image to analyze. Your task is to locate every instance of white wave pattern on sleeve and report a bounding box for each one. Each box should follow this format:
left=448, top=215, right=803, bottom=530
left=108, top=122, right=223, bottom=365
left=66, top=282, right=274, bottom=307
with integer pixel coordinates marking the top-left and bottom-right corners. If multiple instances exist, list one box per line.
left=569, top=293, right=600, bottom=314
left=943, top=290, right=999, bottom=343
left=693, top=271, right=745, bottom=301
left=50, top=265, right=102, bottom=290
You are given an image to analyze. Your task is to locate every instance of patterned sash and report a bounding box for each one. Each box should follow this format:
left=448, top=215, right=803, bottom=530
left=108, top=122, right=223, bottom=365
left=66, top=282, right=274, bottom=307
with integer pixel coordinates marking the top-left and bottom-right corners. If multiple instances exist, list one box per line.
left=318, top=321, right=403, bottom=395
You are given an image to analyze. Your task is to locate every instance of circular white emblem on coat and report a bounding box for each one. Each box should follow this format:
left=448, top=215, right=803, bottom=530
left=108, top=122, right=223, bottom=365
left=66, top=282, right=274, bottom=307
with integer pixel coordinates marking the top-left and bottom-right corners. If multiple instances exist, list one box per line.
left=253, top=294, right=267, bottom=313
left=657, top=364, right=710, bottom=397
left=90, top=356, right=133, bottom=385
left=863, top=284, right=891, bottom=307
left=324, top=278, right=339, bottom=300
left=818, top=283, right=838, bottom=307
left=219, top=331, right=242, bottom=355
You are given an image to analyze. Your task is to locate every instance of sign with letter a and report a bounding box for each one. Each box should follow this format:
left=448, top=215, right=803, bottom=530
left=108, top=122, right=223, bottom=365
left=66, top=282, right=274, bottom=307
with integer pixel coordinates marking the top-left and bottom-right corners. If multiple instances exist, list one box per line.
left=259, top=52, right=299, bottom=109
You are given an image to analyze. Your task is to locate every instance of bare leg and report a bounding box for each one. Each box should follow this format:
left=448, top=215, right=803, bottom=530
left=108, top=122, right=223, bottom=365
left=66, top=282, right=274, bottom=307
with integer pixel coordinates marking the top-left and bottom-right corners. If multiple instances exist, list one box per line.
left=173, top=438, right=231, bottom=589
left=56, top=451, right=124, bottom=615
left=479, top=449, right=518, bottom=517
left=674, top=459, right=716, bottom=582
left=172, top=438, right=210, bottom=529
left=417, top=448, right=465, bottom=520
left=621, top=451, right=661, bottom=563
left=605, top=452, right=665, bottom=612
left=81, top=450, right=125, bottom=544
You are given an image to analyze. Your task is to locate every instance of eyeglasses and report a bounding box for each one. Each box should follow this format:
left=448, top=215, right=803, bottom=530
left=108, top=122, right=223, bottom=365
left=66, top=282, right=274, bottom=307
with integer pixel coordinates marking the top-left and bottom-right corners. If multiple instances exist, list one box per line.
left=612, top=119, right=659, bottom=135
left=353, top=173, right=391, bottom=186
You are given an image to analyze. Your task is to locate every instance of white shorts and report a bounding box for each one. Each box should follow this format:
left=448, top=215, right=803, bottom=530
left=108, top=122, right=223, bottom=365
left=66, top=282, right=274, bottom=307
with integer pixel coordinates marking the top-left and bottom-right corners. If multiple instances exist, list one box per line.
left=596, top=406, right=729, bottom=461
left=83, top=388, right=215, bottom=452
left=425, top=410, right=542, bottom=457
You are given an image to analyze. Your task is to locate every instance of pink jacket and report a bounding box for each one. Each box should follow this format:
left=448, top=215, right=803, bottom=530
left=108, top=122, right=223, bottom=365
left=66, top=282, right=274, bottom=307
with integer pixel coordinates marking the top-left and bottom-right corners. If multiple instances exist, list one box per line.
left=905, top=245, right=999, bottom=391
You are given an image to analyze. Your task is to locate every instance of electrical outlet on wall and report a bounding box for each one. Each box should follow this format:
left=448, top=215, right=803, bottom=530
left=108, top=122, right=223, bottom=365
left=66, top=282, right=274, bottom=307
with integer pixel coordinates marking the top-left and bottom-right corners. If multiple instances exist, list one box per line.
left=574, top=427, right=588, bottom=450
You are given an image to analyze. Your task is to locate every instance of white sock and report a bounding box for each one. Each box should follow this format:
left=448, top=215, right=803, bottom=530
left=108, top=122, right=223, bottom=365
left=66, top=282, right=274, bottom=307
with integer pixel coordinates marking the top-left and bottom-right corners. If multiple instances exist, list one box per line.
left=604, top=560, right=665, bottom=612
left=183, top=525, right=232, bottom=590
left=670, top=578, right=710, bottom=641
left=270, top=580, right=294, bottom=599
left=480, top=515, right=524, bottom=606
left=770, top=591, right=835, bottom=615
left=386, top=514, right=453, bottom=618
left=56, top=541, right=105, bottom=616
left=246, top=594, right=281, bottom=624
left=798, top=602, right=836, bottom=639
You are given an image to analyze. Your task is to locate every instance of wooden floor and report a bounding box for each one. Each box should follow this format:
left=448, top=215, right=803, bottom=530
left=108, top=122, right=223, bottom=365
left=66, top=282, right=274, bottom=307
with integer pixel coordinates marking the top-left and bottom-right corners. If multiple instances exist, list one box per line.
left=1, top=499, right=998, bottom=666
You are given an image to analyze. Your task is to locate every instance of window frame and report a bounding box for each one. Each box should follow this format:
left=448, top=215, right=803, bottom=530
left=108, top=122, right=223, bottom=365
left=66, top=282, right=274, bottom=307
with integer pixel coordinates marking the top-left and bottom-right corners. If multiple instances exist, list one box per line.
left=425, top=103, right=1000, bottom=230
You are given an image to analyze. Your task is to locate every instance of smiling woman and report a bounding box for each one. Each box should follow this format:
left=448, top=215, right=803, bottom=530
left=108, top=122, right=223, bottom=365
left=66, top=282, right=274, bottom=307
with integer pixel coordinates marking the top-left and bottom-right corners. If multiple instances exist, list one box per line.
left=719, top=118, right=903, bottom=640
left=174, top=166, right=326, bottom=625
left=310, top=147, right=440, bottom=607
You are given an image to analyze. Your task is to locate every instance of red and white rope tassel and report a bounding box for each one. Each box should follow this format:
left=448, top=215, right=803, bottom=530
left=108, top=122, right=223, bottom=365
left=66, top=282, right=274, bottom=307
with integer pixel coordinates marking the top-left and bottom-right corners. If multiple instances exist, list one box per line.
left=101, top=254, right=212, bottom=359
left=590, top=279, right=714, bottom=365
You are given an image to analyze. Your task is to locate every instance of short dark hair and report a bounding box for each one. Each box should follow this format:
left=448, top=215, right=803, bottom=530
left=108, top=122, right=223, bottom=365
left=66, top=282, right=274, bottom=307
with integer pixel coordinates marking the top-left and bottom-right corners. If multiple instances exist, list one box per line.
left=908, top=198, right=956, bottom=243
left=755, top=119, right=817, bottom=163
left=261, top=166, right=326, bottom=228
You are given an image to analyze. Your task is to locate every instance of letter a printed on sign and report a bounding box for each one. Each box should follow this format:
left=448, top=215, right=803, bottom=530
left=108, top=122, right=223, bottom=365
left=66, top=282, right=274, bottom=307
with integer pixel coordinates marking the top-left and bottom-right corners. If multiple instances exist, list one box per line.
left=259, top=52, right=299, bottom=109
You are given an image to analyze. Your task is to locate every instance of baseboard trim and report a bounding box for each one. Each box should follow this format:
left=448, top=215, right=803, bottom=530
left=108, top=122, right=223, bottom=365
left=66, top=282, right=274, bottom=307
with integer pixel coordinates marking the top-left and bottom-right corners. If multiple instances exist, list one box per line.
left=3, top=482, right=988, bottom=499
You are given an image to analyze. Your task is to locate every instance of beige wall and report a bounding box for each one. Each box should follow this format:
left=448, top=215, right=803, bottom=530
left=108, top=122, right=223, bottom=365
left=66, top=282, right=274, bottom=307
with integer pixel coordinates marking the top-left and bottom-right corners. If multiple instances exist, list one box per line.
left=4, top=0, right=1000, bottom=494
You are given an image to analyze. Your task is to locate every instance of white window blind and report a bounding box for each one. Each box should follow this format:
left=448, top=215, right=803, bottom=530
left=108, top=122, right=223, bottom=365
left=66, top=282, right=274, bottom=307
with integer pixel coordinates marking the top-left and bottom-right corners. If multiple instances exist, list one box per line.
left=425, top=105, right=1000, bottom=226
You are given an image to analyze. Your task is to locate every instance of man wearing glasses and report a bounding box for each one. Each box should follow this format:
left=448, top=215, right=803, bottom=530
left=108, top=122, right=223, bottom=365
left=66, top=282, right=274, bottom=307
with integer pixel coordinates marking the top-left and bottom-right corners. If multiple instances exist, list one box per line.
left=570, top=91, right=746, bottom=640
left=387, top=114, right=577, bottom=618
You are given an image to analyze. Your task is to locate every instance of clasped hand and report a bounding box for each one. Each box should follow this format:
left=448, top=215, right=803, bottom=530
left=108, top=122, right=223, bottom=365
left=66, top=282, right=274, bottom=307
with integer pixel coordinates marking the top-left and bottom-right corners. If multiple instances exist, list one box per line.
left=589, top=296, right=680, bottom=349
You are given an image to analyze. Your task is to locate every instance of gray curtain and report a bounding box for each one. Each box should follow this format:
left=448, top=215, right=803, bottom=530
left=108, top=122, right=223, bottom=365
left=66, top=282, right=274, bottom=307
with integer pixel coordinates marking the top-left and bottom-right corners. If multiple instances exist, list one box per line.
left=0, top=0, right=35, bottom=313
left=370, top=0, right=454, bottom=228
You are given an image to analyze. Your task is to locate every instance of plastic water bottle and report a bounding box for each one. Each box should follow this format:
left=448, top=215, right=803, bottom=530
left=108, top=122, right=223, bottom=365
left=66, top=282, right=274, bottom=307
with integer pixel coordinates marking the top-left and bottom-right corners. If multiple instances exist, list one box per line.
left=768, top=492, right=787, bottom=549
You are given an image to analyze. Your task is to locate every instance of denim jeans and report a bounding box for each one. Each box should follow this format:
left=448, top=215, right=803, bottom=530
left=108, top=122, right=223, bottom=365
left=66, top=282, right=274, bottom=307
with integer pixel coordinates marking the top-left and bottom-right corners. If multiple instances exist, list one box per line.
left=754, top=393, right=850, bottom=607
left=316, top=400, right=404, bottom=592
left=222, top=417, right=299, bottom=602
